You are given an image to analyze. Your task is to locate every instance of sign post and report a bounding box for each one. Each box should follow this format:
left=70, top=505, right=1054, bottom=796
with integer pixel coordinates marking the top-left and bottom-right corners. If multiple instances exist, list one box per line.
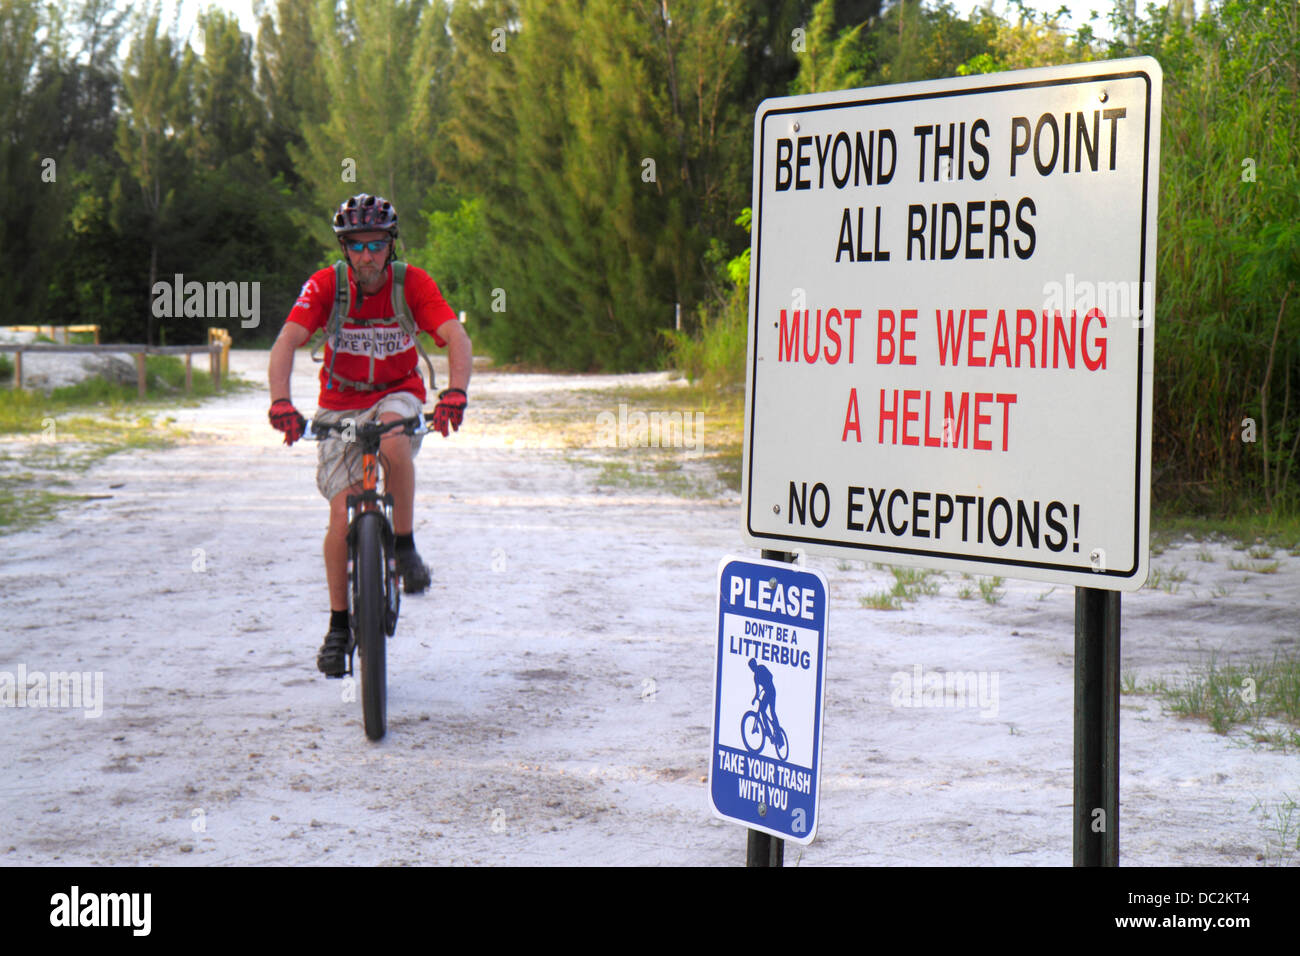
left=740, top=58, right=1161, bottom=864
left=1075, top=587, right=1121, bottom=865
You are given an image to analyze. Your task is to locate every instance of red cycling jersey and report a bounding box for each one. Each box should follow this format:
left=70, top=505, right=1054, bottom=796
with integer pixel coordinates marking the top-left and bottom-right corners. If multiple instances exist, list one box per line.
left=287, top=262, right=458, bottom=411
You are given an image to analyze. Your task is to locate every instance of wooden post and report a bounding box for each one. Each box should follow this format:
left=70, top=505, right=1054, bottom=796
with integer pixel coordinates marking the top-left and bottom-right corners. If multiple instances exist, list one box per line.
left=13, top=351, right=22, bottom=390
left=184, top=353, right=193, bottom=393
left=135, top=352, right=147, bottom=398
left=94, top=325, right=100, bottom=345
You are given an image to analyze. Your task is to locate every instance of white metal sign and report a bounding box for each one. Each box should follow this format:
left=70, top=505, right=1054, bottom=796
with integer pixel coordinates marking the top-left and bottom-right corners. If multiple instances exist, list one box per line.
left=742, top=58, right=1162, bottom=590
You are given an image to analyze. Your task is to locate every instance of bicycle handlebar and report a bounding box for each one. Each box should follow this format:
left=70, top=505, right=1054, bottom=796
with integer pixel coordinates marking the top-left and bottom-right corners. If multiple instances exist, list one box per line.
left=302, top=412, right=435, bottom=443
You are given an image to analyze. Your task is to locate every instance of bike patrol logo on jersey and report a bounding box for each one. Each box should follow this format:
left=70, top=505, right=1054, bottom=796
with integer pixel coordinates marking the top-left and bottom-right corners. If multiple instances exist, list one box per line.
left=709, top=555, right=828, bottom=845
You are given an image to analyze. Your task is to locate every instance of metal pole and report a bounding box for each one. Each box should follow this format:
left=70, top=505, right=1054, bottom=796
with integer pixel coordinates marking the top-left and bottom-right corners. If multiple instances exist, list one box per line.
left=744, top=548, right=796, bottom=868
left=747, top=827, right=784, bottom=867
left=1073, top=586, right=1120, bottom=866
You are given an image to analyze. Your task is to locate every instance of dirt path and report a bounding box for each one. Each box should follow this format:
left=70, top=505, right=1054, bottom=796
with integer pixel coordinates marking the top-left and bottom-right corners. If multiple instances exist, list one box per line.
left=1, top=350, right=1296, bottom=865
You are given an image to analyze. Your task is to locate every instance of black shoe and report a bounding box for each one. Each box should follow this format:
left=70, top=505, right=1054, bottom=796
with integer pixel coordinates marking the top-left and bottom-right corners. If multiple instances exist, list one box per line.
left=396, top=549, right=431, bottom=594
left=317, top=626, right=351, bottom=678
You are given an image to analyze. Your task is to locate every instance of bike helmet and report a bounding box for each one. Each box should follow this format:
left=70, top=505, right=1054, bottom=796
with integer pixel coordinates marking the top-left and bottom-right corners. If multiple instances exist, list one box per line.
left=332, top=193, right=399, bottom=238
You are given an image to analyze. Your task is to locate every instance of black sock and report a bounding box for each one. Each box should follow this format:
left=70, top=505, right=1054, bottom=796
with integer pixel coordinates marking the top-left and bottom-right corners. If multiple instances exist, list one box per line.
left=395, top=533, right=415, bottom=554
left=330, top=609, right=349, bottom=631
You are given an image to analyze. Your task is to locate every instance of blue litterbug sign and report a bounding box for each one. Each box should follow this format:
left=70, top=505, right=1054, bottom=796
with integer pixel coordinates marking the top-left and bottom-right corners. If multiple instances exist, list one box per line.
left=709, top=555, right=828, bottom=845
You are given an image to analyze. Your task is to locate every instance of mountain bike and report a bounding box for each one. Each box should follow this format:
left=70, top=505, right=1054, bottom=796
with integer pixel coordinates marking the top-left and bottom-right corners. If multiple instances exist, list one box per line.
left=303, top=411, right=432, bottom=741
left=741, top=697, right=789, bottom=761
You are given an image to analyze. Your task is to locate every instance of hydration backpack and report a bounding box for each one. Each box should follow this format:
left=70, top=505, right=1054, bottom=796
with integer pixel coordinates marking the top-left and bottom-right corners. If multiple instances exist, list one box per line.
left=312, top=260, right=437, bottom=392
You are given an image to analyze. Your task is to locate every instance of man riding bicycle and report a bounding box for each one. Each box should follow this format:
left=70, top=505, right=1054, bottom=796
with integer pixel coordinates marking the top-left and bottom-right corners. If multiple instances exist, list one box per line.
left=749, top=657, right=782, bottom=741
left=266, top=193, right=473, bottom=678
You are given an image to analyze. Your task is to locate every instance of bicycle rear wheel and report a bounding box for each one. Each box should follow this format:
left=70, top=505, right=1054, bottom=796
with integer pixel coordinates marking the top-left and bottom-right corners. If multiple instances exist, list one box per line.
left=353, top=511, right=387, bottom=741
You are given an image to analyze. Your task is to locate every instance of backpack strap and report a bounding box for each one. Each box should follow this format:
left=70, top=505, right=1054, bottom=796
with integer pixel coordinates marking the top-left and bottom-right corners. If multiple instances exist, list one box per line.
left=311, top=261, right=354, bottom=391
left=389, top=262, right=438, bottom=391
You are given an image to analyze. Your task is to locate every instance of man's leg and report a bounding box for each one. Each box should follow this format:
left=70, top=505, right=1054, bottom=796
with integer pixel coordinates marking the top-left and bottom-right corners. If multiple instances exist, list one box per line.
left=325, top=481, right=363, bottom=610
left=375, top=408, right=430, bottom=593
left=376, top=410, right=414, bottom=534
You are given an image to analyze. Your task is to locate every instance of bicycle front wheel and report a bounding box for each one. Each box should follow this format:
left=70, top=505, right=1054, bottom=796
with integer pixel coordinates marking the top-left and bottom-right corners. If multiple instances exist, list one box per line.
left=740, top=711, right=764, bottom=753
left=353, top=511, right=387, bottom=741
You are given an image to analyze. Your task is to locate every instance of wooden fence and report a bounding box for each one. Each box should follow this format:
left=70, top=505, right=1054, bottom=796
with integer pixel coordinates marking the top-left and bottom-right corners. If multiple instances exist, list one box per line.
left=0, top=343, right=224, bottom=396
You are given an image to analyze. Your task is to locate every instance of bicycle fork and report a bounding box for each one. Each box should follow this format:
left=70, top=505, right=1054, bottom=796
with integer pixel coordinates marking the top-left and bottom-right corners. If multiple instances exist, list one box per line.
left=346, top=491, right=401, bottom=658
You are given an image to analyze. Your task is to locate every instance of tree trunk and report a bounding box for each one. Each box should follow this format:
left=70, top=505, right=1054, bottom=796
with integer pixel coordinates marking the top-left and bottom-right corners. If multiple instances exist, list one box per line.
left=148, top=241, right=158, bottom=347
left=1258, top=284, right=1291, bottom=508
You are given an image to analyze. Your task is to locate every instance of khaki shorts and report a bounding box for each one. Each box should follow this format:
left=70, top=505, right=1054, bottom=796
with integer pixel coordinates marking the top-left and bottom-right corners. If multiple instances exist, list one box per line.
left=314, top=391, right=424, bottom=501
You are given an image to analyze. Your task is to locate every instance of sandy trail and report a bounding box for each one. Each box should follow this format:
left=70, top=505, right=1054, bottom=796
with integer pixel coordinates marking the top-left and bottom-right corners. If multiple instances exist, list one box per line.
left=0, top=349, right=1296, bottom=865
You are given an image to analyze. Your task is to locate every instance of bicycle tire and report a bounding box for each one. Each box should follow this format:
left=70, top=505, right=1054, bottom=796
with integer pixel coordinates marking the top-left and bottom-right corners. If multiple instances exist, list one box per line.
left=354, top=511, right=387, bottom=741
left=773, top=726, right=789, bottom=762
left=740, top=711, right=764, bottom=753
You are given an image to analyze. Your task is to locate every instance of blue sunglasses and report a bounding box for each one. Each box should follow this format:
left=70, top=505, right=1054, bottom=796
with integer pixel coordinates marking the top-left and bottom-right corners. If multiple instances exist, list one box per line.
left=345, top=239, right=390, bottom=253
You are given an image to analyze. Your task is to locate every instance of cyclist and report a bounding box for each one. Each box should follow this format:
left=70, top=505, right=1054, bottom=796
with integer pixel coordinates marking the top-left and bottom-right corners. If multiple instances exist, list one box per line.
left=748, top=657, right=782, bottom=744
left=267, top=193, right=473, bottom=677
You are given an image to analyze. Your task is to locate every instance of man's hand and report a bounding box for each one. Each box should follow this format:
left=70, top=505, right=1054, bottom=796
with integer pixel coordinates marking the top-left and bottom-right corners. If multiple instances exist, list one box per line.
left=269, top=398, right=307, bottom=445
left=431, top=388, right=467, bottom=437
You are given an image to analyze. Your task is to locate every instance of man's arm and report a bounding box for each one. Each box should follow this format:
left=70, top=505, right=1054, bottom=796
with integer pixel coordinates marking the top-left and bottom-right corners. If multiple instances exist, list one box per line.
left=268, top=322, right=312, bottom=402
left=440, top=318, right=472, bottom=393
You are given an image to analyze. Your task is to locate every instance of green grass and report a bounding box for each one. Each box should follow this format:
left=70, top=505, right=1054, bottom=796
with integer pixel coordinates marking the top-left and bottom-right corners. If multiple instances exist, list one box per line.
left=0, top=357, right=249, bottom=534
left=566, top=381, right=744, bottom=492
left=859, top=590, right=901, bottom=610
left=1152, top=511, right=1300, bottom=554
left=1146, top=566, right=1189, bottom=594
left=1227, top=557, right=1280, bottom=574
left=857, top=564, right=941, bottom=608
left=1127, top=652, right=1300, bottom=750
left=573, top=456, right=717, bottom=499
left=0, top=354, right=250, bottom=437
left=860, top=564, right=942, bottom=610
left=1251, top=794, right=1300, bottom=865
left=978, top=576, right=1004, bottom=605
left=0, top=412, right=185, bottom=533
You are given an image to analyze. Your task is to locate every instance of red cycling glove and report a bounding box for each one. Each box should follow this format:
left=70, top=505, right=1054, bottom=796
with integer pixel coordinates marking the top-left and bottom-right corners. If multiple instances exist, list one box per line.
left=269, top=398, right=307, bottom=445
left=431, top=388, right=467, bottom=437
